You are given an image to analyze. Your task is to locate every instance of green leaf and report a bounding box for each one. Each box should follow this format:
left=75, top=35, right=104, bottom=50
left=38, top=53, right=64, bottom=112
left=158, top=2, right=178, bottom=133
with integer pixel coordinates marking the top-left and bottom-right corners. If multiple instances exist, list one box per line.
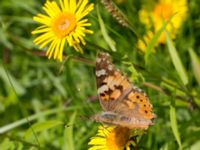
left=165, top=31, right=188, bottom=85
left=170, top=105, right=182, bottom=149
left=190, top=141, right=200, bottom=150
left=189, top=48, right=200, bottom=85
left=0, top=138, right=15, bottom=150
left=24, top=120, right=63, bottom=139
left=97, top=5, right=116, bottom=52
left=63, top=111, right=77, bottom=150
left=145, top=14, right=175, bottom=63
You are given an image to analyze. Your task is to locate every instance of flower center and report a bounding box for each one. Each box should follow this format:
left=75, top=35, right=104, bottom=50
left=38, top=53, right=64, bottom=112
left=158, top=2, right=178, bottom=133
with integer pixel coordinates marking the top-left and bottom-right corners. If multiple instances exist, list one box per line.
left=53, top=12, right=76, bottom=38
left=153, top=3, right=173, bottom=21
left=106, top=127, right=130, bottom=150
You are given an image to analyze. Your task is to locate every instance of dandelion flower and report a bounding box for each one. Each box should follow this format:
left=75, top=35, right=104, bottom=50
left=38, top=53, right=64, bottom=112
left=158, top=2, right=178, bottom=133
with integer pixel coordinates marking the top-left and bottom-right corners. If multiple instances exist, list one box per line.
left=137, top=0, right=188, bottom=51
left=32, top=0, right=94, bottom=61
left=88, top=125, right=132, bottom=150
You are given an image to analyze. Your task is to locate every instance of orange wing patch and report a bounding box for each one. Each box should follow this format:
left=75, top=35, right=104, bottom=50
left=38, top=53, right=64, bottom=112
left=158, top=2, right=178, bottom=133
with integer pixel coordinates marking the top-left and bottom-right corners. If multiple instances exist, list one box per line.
left=123, top=99, right=136, bottom=109
left=110, top=89, right=121, bottom=100
left=128, top=91, right=154, bottom=119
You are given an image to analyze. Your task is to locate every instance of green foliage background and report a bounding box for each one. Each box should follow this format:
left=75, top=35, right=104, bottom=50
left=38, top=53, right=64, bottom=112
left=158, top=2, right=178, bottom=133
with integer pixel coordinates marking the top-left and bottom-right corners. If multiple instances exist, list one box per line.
left=0, top=0, right=200, bottom=149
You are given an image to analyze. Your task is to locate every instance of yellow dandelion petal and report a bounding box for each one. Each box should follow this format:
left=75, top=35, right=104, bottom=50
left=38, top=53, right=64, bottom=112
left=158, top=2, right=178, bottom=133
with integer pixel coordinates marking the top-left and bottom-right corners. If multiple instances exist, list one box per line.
left=78, top=18, right=89, bottom=23
left=62, top=0, right=69, bottom=11
left=78, top=21, right=92, bottom=29
left=89, top=138, right=107, bottom=145
left=53, top=39, right=62, bottom=59
left=32, top=25, right=49, bottom=34
left=75, top=0, right=83, bottom=10
left=46, top=39, right=58, bottom=59
left=80, top=22, right=92, bottom=27
left=32, top=0, right=94, bottom=61
left=39, top=37, right=54, bottom=49
left=76, top=30, right=86, bottom=39
left=58, top=39, right=65, bottom=61
left=88, top=125, right=132, bottom=150
left=76, top=3, right=94, bottom=21
left=96, top=130, right=110, bottom=137
left=33, top=14, right=51, bottom=25
left=66, top=34, right=73, bottom=46
left=32, top=27, right=51, bottom=34
left=33, top=32, right=54, bottom=45
left=76, top=0, right=88, bottom=17
left=72, top=33, right=81, bottom=44
left=73, top=43, right=83, bottom=53
left=59, top=0, right=65, bottom=11
left=69, top=0, right=76, bottom=13
left=77, top=35, right=86, bottom=45
left=50, top=1, right=62, bottom=13
left=88, top=146, right=107, bottom=150
left=43, top=1, right=61, bottom=18
left=83, top=29, right=94, bottom=34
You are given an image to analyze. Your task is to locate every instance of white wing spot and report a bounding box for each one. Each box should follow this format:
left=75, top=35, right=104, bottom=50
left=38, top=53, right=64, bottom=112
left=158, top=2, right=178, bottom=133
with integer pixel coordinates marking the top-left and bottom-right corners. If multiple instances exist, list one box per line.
left=98, top=85, right=108, bottom=93
left=96, top=69, right=106, bottom=77
left=108, top=64, right=113, bottom=70
left=96, top=58, right=101, bottom=63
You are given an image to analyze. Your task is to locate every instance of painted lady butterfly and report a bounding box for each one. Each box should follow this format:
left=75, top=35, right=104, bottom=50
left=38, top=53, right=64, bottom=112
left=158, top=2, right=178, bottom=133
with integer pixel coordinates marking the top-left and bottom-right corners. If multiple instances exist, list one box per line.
left=93, top=52, right=155, bottom=129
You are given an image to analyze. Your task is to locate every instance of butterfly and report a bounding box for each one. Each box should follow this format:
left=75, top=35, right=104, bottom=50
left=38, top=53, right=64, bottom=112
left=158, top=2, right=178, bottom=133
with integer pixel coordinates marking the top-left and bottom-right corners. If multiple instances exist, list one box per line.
left=93, top=52, right=155, bottom=129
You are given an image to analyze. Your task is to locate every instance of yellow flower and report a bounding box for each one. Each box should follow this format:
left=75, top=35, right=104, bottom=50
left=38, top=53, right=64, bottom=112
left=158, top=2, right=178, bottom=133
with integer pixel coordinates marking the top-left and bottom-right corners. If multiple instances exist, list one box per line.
left=138, top=0, right=188, bottom=51
left=137, top=31, right=155, bottom=53
left=32, top=0, right=94, bottom=61
left=88, top=125, right=132, bottom=150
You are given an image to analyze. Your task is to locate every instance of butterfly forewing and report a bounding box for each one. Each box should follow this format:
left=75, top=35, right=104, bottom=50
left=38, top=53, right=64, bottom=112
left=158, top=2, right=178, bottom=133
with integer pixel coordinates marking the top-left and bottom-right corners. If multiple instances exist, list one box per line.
left=95, top=52, right=155, bottom=129
left=96, top=52, right=132, bottom=111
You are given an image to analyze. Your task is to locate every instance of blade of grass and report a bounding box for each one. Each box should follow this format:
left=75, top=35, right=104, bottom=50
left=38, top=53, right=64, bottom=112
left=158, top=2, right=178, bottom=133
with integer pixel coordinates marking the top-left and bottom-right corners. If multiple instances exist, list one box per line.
left=0, top=65, right=26, bottom=95
left=97, top=5, right=116, bottom=52
left=24, top=120, right=63, bottom=139
left=165, top=31, right=188, bottom=85
left=145, top=14, right=176, bottom=64
left=63, top=111, right=77, bottom=150
left=189, top=48, right=200, bottom=85
left=170, top=105, right=182, bottom=149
